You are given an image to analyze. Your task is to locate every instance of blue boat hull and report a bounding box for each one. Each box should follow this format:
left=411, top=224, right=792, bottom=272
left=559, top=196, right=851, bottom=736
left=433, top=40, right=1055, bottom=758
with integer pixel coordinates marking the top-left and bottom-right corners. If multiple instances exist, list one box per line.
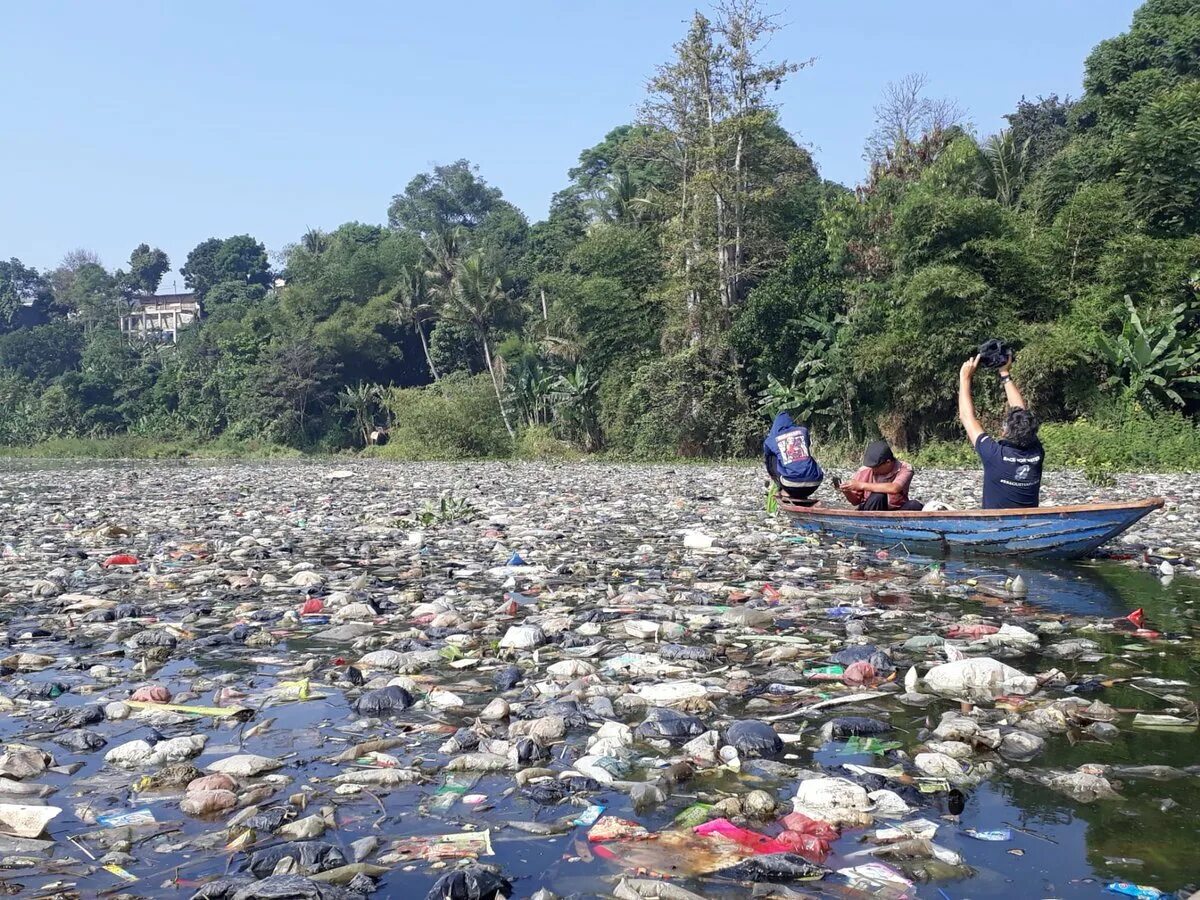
left=781, top=498, right=1164, bottom=559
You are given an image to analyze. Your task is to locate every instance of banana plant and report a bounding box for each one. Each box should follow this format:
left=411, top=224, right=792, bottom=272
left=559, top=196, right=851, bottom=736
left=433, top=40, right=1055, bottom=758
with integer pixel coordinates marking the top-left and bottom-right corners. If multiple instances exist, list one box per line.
left=1096, top=295, right=1200, bottom=408
left=552, top=364, right=601, bottom=450
left=757, top=314, right=845, bottom=428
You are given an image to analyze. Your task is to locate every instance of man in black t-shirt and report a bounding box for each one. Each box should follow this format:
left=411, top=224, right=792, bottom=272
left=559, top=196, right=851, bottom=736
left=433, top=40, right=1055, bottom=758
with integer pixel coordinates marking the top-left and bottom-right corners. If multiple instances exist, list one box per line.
left=957, top=353, right=1044, bottom=509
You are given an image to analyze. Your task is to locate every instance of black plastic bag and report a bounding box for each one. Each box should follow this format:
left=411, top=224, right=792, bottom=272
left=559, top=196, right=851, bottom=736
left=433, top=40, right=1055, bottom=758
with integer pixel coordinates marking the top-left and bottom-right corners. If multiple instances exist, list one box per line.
left=425, top=865, right=512, bottom=900
left=243, top=807, right=290, bottom=832
left=189, top=876, right=255, bottom=899
left=635, top=706, right=706, bottom=742
left=493, top=665, right=523, bottom=691
left=716, top=853, right=830, bottom=882
left=354, top=685, right=415, bottom=716
left=830, top=645, right=878, bottom=666
left=246, top=841, right=346, bottom=878
left=724, top=720, right=783, bottom=757
left=58, top=703, right=105, bottom=728
left=824, top=716, right=891, bottom=737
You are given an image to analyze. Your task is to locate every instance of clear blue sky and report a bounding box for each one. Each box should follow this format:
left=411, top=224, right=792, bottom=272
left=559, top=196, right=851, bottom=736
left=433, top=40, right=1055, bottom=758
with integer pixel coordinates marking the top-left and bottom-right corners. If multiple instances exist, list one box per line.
left=2, top=1, right=1141, bottom=287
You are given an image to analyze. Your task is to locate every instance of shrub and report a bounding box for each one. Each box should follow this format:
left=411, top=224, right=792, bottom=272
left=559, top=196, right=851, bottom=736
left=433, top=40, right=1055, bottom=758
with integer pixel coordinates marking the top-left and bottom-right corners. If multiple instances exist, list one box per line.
left=514, top=425, right=583, bottom=461
left=602, top=345, right=760, bottom=459
left=378, top=373, right=512, bottom=459
left=1039, top=402, right=1200, bottom=471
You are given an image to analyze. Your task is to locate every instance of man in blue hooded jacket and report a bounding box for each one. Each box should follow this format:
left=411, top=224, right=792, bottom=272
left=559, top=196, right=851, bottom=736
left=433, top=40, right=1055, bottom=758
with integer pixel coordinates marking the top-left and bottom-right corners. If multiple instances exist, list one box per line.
left=763, top=411, right=824, bottom=500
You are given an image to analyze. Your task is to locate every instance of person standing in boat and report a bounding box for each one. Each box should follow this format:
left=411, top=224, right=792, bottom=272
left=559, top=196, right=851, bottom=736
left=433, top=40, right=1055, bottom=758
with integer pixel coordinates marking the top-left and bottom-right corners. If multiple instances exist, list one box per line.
left=763, top=411, right=825, bottom=500
left=958, top=353, right=1044, bottom=508
left=839, top=440, right=924, bottom=511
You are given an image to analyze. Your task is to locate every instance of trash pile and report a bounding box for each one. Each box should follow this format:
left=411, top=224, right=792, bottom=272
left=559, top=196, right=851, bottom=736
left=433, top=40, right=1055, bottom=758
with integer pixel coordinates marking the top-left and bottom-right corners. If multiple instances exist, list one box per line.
left=0, top=460, right=1198, bottom=899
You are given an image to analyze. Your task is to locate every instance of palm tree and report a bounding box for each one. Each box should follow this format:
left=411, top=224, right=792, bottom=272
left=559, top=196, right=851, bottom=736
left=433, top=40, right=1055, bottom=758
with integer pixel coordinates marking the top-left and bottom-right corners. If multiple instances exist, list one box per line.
left=423, top=225, right=467, bottom=301
left=981, top=129, right=1031, bottom=208
left=388, top=267, right=440, bottom=381
left=301, top=228, right=329, bottom=255
left=441, top=253, right=519, bottom=437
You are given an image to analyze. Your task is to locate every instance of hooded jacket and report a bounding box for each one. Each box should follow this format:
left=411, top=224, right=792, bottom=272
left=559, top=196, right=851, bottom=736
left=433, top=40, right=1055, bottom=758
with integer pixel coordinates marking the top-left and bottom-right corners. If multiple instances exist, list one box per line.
left=763, top=412, right=824, bottom=486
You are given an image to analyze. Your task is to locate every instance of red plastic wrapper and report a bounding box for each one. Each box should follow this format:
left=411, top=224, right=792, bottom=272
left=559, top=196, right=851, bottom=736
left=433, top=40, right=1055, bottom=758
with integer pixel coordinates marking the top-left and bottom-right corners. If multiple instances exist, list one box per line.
left=779, top=812, right=840, bottom=842
left=775, top=828, right=831, bottom=863
left=300, top=598, right=325, bottom=615
left=103, top=554, right=139, bottom=568
left=693, top=818, right=791, bottom=854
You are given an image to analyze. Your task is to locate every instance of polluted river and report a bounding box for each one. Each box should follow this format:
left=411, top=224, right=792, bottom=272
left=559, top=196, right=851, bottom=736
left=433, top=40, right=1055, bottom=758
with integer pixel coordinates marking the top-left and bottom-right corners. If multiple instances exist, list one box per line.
left=0, top=459, right=1198, bottom=900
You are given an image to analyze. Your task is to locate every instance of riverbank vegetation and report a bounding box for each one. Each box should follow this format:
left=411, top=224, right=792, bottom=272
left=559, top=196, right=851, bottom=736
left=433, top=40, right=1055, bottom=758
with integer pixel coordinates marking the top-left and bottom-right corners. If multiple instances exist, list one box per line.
left=2, top=0, right=1198, bottom=471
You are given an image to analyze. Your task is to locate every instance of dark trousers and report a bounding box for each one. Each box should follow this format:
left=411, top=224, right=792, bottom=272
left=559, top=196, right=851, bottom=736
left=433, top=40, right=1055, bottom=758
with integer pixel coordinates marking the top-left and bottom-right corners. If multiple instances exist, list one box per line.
left=859, top=492, right=923, bottom=512
left=780, top=483, right=819, bottom=501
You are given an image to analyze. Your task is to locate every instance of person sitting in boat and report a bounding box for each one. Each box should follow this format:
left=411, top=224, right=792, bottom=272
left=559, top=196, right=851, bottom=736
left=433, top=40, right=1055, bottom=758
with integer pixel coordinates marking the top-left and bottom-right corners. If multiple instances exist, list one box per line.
left=839, top=440, right=924, bottom=511
left=763, top=410, right=824, bottom=500
left=958, top=353, right=1044, bottom=508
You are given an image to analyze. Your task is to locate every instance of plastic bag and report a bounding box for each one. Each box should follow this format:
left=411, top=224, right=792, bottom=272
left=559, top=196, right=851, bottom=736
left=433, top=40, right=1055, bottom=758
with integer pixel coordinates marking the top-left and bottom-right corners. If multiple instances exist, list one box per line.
left=723, top=720, right=783, bottom=758
left=923, top=657, right=1037, bottom=700
left=425, top=865, right=512, bottom=900
left=714, top=852, right=829, bottom=881
left=354, top=686, right=415, bottom=716
left=636, top=707, right=706, bottom=742
left=246, top=841, right=347, bottom=878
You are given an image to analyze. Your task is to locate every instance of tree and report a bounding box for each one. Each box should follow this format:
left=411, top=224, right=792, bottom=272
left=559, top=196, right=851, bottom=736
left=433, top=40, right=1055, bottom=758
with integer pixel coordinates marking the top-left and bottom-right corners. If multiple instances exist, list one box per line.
left=440, top=253, right=519, bottom=437
left=639, top=1, right=812, bottom=343
left=863, top=72, right=968, bottom=167
left=384, top=266, right=440, bottom=381
left=0, top=321, right=85, bottom=382
left=119, top=243, right=171, bottom=296
left=981, top=129, right=1031, bottom=208
left=48, top=249, right=103, bottom=306
left=251, top=341, right=332, bottom=444
left=61, top=263, right=119, bottom=329
left=180, top=238, right=224, bottom=298
left=1004, top=94, right=1074, bottom=173
left=214, top=235, right=271, bottom=288
left=1097, top=295, right=1200, bottom=408
left=552, top=364, right=601, bottom=450
left=340, top=383, right=382, bottom=447
left=0, top=259, right=53, bottom=332
left=566, top=124, right=673, bottom=225
left=388, top=160, right=504, bottom=236
left=1078, top=0, right=1200, bottom=133
left=1119, top=81, right=1200, bottom=234
left=181, top=235, right=270, bottom=298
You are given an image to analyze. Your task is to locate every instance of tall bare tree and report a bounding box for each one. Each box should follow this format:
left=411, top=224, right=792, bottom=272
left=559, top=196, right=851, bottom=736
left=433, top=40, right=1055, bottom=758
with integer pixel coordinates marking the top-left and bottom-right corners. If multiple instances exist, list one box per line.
left=863, top=72, right=967, bottom=167
left=639, top=1, right=810, bottom=346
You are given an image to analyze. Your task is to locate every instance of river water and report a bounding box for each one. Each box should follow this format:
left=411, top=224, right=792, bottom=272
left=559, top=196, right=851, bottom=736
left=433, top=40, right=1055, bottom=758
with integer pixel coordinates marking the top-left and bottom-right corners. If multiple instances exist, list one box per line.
left=0, top=461, right=1196, bottom=899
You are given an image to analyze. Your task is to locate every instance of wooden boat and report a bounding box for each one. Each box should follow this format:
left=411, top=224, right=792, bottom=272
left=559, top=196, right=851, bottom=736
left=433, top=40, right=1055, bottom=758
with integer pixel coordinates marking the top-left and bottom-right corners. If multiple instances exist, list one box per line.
left=779, top=497, right=1164, bottom=559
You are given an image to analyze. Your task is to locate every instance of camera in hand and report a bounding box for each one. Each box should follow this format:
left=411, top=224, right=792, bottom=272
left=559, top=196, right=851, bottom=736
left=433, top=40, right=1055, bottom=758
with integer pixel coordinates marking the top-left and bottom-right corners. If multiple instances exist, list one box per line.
left=977, top=338, right=1013, bottom=369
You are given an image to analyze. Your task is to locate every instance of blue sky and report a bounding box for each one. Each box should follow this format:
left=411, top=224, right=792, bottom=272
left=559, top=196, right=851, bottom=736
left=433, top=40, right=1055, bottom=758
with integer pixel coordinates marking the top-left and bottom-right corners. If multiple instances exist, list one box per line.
left=3, top=1, right=1141, bottom=286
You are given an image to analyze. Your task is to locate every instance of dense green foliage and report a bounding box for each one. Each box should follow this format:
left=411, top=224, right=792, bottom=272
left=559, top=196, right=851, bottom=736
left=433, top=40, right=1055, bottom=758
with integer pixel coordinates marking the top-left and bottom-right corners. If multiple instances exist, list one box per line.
left=3, top=0, right=1199, bottom=470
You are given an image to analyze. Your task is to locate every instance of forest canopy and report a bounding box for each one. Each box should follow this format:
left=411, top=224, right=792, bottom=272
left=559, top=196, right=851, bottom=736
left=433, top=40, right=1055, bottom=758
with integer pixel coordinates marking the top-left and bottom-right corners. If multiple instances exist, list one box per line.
left=2, top=0, right=1198, bottom=463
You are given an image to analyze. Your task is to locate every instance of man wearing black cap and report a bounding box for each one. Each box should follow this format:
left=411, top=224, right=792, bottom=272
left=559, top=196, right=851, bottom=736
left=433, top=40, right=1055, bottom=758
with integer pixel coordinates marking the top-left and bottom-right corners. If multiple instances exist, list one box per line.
left=839, top=440, right=924, bottom=511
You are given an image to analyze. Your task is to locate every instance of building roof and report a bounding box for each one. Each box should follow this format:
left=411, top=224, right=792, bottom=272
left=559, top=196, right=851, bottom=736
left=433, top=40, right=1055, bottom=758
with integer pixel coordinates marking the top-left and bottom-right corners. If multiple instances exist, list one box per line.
left=131, top=292, right=199, bottom=308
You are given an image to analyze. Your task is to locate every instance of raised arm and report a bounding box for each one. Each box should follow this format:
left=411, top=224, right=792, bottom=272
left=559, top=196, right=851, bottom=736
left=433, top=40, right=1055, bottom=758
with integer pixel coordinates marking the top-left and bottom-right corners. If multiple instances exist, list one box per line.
left=998, top=354, right=1027, bottom=410
left=958, top=355, right=985, bottom=445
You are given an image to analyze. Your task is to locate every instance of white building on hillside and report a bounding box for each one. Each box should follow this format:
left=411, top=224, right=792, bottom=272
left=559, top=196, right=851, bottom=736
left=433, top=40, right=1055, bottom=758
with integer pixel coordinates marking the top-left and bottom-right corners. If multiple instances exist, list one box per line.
left=119, top=293, right=201, bottom=344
